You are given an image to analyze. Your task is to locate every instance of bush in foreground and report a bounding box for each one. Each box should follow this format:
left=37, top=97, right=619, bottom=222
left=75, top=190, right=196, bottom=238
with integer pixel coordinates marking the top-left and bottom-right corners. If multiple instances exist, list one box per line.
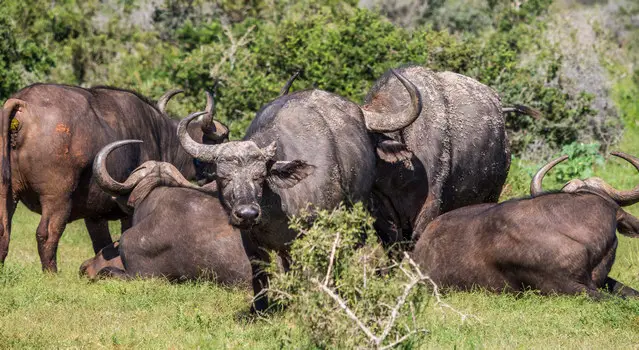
left=266, top=203, right=470, bottom=348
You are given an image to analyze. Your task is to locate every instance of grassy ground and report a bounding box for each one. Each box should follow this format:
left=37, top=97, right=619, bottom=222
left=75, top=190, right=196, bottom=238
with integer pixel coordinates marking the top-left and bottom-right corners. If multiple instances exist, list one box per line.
left=1, top=200, right=639, bottom=349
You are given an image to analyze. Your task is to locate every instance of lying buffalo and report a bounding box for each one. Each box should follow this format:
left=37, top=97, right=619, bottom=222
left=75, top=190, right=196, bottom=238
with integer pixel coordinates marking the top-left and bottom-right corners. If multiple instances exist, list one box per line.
left=0, top=85, right=226, bottom=271
left=366, top=65, right=539, bottom=244
left=177, top=70, right=422, bottom=310
left=80, top=140, right=251, bottom=285
left=412, top=152, right=639, bottom=298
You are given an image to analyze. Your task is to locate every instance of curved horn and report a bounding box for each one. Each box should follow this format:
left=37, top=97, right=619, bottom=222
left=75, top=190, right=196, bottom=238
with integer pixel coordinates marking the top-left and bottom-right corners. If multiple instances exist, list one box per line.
left=93, top=140, right=144, bottom=196
left=200, top=90, right=229, bottom=142
left=177, top=111, right=224, bottom=161
left=530, top=155, right=569, bottom=197
left=361, top=69, right=422, bottom=133
left=205, top=90, right=215, bottom=121
left=279, top=71, right=301, bottom=97
left=156, top=89, right=184, bottom=113
left=593, top=151, right=639, bottom=206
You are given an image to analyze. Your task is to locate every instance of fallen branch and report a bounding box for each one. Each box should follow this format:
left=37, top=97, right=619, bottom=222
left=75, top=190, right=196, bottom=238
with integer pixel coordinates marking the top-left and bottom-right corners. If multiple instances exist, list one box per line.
left=312, top=250, right=432, bottom=349
left=402, top=252, right=478, bottom=323
left=323, top=232, right=341, bottom=286
left=312, top=278, right=379, bottom=345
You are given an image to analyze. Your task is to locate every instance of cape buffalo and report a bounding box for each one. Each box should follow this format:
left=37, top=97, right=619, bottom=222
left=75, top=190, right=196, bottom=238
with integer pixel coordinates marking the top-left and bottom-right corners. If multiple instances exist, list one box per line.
left=0, top=85, right=227, bottom=271
left=177, top=70, right=422, bottom=311
left=79, top=140, right=251, bottom=284
left=411, top=152, right=639, bottom=298
left=366, top=65, right=539, bottom=244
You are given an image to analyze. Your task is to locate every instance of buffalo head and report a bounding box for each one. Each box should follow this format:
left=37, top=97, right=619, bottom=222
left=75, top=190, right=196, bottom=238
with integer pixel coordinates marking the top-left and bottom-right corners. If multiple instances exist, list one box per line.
left=177, top=113, right=315, bottom=228
left=94, top=139, right=213, bottom=213
left=531, top=152, right=639, bottom=206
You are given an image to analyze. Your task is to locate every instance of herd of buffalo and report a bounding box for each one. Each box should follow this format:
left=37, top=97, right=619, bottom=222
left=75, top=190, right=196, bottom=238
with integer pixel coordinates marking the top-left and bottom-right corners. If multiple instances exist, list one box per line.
left=1, top=64, right=638, bottom=312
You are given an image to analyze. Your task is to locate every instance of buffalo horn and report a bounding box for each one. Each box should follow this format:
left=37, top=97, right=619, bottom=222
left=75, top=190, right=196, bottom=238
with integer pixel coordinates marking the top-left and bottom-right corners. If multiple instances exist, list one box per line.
left=201, top=90, right=229, bottom=142
left=279, top=71, right=301, bottom=97
left=361, top=69, right=422, bottom=133
left=156, top=89, right=184, bottom=113
left=93, top=140, right=145, bottom=196
left=593, top=152, right=639, bottom=206
left=530, top=155, right=569, bottom=197
left=177, top=111, right=225, bottom=161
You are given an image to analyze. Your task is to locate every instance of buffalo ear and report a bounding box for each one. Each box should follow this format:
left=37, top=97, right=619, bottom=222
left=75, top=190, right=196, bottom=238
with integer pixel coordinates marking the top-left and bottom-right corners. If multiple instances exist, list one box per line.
left=267, top=160, right=315, bottom=189
left=376, top=139, right=413, bottom=164
left=617, top=209, right=639, bottom=238
left=261, top=141, right=277, bottom=160
left=201, top=120, right=229, bottom=144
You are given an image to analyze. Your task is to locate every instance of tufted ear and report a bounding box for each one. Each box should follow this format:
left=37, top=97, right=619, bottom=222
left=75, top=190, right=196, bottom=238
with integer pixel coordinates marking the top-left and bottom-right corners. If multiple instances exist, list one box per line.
left=261, top=141, right=277, bottom=160
left=267, top=160, right=315, bottom=189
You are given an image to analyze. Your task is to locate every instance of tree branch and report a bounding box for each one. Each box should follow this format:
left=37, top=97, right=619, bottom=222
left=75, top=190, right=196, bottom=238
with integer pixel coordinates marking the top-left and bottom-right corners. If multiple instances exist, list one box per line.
left=323, top=232, right=341, bottom=286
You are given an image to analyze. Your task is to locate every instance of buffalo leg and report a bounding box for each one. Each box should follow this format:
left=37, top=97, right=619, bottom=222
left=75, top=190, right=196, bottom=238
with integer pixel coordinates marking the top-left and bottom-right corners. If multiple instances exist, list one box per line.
left=79, top=241, right=123, bottom=279
left=36, top=196, right=72, bottom=272
left=0, top=192, right=16, bottom=265
left=412, top=196, right=441, bottom=241
left=591, top=238, right=617, bottom=286
left=603, top=277, right=639, bottom=298
left=84, top=218, right=113, bottom=254
left=241, top=230, right=269, bottom=312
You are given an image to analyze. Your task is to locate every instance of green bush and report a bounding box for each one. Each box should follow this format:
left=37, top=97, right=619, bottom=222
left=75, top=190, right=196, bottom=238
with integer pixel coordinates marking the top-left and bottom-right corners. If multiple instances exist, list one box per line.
left=502, top=142, right=606, bottom=200
left=267, top=202, right=437, bottom=348
left=0, top=0, right=611, bottom=155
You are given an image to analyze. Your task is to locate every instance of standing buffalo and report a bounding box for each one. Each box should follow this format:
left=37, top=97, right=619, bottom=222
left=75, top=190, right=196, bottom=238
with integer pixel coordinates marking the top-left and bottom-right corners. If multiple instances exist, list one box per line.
left=177, top=70, right=422, bottom=310
left=0, top=84, right=227, bottom=271
left=411, top=152, right=639, bottom=298
left=80, top=140, right=251, bottom=285
left=366, top=65, right=538, bottom=244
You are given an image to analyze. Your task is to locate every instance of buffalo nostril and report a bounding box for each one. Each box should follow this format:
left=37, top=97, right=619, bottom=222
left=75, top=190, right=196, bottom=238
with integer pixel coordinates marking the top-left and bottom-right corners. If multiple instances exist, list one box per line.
left=234, top=205, right=260, bottom=221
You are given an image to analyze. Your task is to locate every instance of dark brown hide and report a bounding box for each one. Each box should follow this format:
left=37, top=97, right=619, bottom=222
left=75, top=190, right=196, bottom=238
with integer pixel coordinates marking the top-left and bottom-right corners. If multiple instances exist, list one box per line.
left=0, top=84, right=225, bottom=271
left=366, top=65, right=517, bottom=244
left=80, top=186, right=251, bottom=285
left=412, top=155, right=639, bottom=298
left=80, top=142, right=250, bottom=285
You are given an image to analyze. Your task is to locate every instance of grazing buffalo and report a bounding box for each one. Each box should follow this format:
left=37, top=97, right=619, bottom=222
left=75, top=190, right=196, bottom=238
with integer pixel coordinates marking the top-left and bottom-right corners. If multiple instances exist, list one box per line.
left=79, top=140, right=251, bottom=285
left=411, top=152, right=639, bottom=298
left=366, top=65, right=539, bottom=244
left=0, top=84, right=227, bottom=271
left=177, top=70, right=422, bottom=311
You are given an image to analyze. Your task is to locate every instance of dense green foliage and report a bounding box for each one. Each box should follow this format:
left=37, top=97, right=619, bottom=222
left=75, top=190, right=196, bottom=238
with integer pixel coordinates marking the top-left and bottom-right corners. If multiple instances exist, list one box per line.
left=0, top=0, right=607, bottom=154
left=267, top=203, right=431, bottom=348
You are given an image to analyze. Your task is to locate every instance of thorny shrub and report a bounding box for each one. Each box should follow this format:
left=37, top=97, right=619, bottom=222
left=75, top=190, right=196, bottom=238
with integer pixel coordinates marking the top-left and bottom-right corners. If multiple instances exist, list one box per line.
left=266, top=203, right=443, bottom=349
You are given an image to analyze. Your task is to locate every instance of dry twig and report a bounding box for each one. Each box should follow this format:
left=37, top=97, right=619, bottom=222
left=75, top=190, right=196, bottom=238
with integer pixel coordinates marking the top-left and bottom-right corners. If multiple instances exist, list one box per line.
left=402, top=252, right=478, bottom=323
left=323, top=232, right=341, bottom=286
left=210, top=24, right=255, bottom=78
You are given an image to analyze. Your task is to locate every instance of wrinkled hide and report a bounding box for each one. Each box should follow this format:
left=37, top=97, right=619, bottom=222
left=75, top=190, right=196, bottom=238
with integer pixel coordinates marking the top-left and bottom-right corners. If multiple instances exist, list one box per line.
left=0, top=84, right=225, bottom=271
left=367, top=65, right=511, bottom=244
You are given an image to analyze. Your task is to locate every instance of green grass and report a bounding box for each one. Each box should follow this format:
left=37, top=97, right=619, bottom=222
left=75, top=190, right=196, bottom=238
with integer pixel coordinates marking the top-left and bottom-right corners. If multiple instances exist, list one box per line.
left=1, top=203, right=639, bottom=348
